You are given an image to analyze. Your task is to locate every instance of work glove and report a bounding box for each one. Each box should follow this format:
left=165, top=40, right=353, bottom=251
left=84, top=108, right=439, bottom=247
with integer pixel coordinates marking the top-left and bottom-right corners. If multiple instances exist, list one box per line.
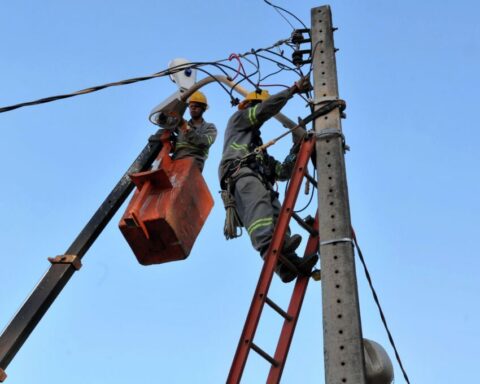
left=178, top=118, right=191, bottom=134
left=289, top=140, right=302, bottom=155
left=292, top=76, right=313, bottom=94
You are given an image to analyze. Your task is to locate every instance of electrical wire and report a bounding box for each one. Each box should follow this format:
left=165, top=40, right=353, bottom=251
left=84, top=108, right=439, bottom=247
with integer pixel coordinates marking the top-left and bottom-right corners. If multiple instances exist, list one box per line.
left=352, top=231, right=411, bottom=384
left=263, top=0, right=310, bottom=34
left=254, top=52, right=300, bottom=75
left=0, top=37, right=300, bottom=114
left=293, top=165, right=316, bottom=213
left=192, top=66, right=234, bottom=100
left=250, top=49, right=262, bottom=88
left=263, top=0, right=295, bottom=30
left=227, top=53, right=245, bottom=81
left=259, top=66, right=286, bottom=83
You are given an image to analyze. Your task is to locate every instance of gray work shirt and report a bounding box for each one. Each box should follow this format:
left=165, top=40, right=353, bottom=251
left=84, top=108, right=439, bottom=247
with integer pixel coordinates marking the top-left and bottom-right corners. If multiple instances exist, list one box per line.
left=218, top=88, right=294, bottom=184
left=173, top=119, right=217, bottom=172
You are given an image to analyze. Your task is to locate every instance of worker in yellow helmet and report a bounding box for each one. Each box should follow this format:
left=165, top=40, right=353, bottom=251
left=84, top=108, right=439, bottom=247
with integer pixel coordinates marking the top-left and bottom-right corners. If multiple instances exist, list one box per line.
left=237, top=89, right=271, bottom=109
left=219, top=77, right=318, bottom=283
left=173, top=91, right=217, bottom=172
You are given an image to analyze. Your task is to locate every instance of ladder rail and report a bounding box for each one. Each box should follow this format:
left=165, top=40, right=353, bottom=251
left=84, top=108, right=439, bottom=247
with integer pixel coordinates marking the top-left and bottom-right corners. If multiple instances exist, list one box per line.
left=267, top=215, right=320, bottom=383
left=227, top=135, right=316, bottom=384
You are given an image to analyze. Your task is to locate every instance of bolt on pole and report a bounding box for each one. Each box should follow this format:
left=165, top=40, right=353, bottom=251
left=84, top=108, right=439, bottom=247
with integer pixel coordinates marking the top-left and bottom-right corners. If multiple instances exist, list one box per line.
left=311, top=5, right=367, bottom=383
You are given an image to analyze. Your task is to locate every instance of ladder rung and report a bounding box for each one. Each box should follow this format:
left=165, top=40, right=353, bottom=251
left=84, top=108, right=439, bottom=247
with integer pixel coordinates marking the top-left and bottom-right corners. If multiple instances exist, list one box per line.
left=265, top=297, right=293, bottom=321
left=292, top=212, right=318, bottom=236
left=250, top=342, right=279, bottom=367
left=305, top=172, right=318, bottom=187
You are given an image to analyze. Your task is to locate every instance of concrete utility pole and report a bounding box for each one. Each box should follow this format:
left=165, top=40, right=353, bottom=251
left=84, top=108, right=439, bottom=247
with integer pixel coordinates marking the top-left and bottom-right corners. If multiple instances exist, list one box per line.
left=312, top=5, right=367, bottom=383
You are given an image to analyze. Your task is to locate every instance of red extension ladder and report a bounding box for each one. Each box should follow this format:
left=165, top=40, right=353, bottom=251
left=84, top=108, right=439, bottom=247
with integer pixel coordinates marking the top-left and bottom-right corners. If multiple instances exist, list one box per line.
left=227, top=133, right=320, bottom=383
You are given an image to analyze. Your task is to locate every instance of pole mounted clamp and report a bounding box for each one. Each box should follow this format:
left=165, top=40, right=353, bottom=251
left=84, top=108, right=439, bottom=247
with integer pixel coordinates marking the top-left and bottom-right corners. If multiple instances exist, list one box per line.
left=320, top=237, right=354, bottom=246
left=48, top=254, right=82, bottom=270
left=315, top=128, right=350, bottom=152
left=315, top=128, right=344, bottom=141
left=311, top=98, right=347, bottom=119
left=313, top=96, right=339, bottom=105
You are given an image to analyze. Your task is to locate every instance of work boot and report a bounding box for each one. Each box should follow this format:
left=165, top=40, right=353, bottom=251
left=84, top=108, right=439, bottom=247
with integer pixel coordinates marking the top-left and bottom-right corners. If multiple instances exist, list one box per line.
left=276, top=251, right=304, bottom=283
left=282, top=234, right=302, bottom=254
left=275, top=263, right=298, bottom=283
left=282, top=251, right=318, bottom=275
left=290, top=253, right=318, bottom=275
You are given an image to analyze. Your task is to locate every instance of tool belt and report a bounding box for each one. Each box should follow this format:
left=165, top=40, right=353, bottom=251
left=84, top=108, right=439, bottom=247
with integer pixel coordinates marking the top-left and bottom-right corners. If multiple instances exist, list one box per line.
left=220, top=157, right=279, bottom=240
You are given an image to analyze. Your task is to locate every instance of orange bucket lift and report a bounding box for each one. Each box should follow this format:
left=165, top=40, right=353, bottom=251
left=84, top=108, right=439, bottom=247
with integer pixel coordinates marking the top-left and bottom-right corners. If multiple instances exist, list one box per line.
left=119, top=130, right=214, bottom=265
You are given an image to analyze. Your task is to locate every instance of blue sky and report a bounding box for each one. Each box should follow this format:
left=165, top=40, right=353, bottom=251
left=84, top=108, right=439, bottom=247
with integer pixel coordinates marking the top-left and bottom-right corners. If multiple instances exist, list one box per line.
left=1, top=1, right=479, bottom=383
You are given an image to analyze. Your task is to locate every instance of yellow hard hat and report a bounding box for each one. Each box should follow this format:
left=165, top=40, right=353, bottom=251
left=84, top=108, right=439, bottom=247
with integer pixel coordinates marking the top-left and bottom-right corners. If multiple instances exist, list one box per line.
left=188, top=91, right=208, bottom=109
left=245, top=89, right=270, bottom=102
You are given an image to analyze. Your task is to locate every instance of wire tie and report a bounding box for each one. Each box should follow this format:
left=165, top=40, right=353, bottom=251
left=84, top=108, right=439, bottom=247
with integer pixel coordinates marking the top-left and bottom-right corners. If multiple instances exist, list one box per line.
left=320, top=237, right=353, bottom=246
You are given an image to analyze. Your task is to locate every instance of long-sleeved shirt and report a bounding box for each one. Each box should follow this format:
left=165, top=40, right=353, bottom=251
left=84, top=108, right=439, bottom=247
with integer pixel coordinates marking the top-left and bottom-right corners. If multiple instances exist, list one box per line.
left=173, top=119, right=217, bottom=172
left=218, top=88, right=295, bottom=184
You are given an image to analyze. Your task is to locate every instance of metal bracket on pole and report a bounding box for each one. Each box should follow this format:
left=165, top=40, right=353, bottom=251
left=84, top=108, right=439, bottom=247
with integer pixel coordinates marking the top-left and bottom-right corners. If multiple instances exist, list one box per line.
left=311, top=5, right=366, bottom=383
left=48, top=255, right=82, bottom=271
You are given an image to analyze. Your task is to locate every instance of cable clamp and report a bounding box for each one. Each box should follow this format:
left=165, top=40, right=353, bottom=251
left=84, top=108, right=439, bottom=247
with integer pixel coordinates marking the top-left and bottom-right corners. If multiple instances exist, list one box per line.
left=320, top=237, right=353, bottom=246
left=48, top=254, right=82, bottom=270
left=315, top=128, right=350, bottom=151
left=315, top=128, right=344, bottom=141
left=313, top=97, right=339, bottom=104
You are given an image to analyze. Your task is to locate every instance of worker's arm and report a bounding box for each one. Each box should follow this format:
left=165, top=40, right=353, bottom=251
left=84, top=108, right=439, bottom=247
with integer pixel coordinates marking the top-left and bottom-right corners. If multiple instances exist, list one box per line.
left=183, top=122, right=217, bottom=149
left=272, top=140, right=301, bottom=181
left=251, top=76, right=312, bottom=127
left=250, top=89, right=294, bottom=127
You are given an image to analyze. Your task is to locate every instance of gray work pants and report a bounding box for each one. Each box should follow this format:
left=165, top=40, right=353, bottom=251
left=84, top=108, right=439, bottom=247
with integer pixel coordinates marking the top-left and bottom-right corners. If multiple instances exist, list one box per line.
left=233, top=168, right=289, bottom=256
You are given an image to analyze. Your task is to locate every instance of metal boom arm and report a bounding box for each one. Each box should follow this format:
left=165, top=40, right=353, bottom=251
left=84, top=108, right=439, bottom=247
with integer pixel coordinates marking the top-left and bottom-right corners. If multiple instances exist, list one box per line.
left=0, top=132, right=164, bottom=381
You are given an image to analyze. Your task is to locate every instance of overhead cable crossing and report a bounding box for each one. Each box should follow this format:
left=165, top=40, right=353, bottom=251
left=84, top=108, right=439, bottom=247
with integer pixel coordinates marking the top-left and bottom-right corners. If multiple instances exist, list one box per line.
left=0, top=37, right=308, bottom=114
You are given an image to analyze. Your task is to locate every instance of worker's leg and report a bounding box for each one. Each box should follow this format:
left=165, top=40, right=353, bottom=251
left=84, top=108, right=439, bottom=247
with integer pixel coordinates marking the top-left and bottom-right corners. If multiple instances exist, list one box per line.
left=270, top=190, right=303, bottom=253
left=269, top=188, right=317, bottom=278
left=234, top=172, right=310, bottom=283
left=234, top=173, right=275, bottom=253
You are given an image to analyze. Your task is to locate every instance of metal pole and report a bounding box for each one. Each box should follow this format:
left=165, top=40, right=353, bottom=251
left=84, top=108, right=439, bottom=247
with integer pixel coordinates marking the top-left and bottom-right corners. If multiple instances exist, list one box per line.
left=311, top=5, right=366, bottom=383
left=0, top=132, right=164, bottom=380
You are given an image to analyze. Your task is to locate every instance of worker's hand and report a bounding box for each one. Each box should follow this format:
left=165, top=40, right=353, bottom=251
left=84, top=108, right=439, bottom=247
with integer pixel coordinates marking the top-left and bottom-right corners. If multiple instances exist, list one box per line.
left=293, top=76, right=313, bottom=93
left=179, top=119, right=190, bottom=133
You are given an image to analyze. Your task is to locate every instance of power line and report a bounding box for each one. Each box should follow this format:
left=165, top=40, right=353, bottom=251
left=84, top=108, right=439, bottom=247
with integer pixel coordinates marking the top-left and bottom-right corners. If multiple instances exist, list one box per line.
left=0, top=37, right=306, bottom=114
left=263, top=0, right=309, bottom=33
left=352, top=231, right=411, bottom=384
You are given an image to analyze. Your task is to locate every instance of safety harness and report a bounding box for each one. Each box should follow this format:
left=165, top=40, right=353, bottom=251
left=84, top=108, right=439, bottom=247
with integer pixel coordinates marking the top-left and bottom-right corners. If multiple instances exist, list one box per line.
left=221, top=99, right=346, bottom=240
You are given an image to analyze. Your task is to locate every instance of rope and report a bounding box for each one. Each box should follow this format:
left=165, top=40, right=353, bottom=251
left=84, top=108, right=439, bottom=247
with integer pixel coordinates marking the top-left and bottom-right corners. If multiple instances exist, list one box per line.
left=220, top=190, right=243, bottom=240
left=352, top=229, right=411, bottom=384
